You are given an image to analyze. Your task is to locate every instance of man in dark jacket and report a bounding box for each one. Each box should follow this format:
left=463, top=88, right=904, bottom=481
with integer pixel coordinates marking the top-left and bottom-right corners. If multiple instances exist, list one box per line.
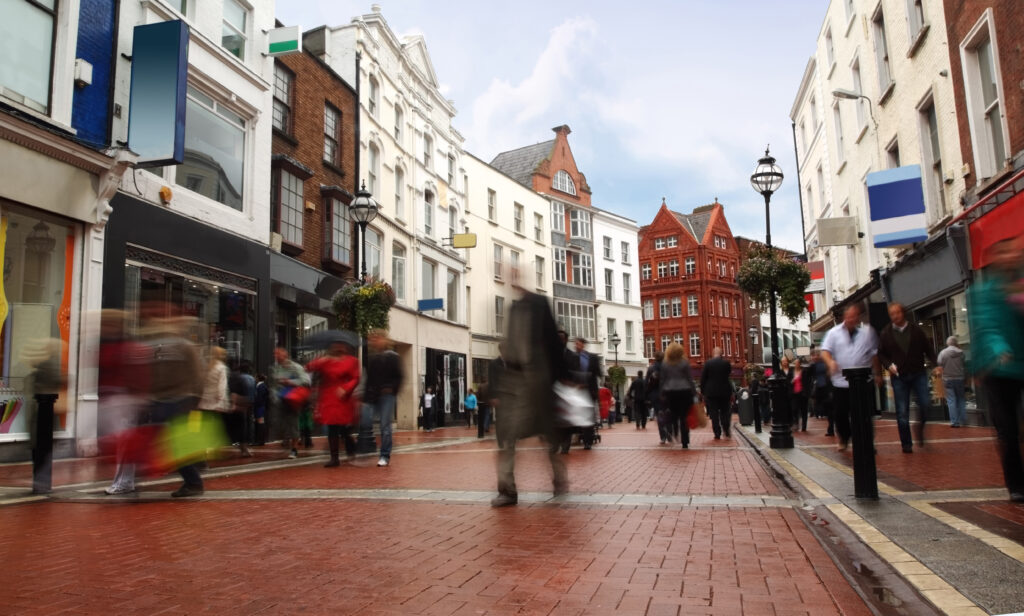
left=568, top=337, right=602, bottom=449
left=878, top=302, right=938, bottom=453
left=628, top=370, right=647, bottom=430
left=366, top=329, right=403, bottom=467
left=700, top=347, right=733, bottom=439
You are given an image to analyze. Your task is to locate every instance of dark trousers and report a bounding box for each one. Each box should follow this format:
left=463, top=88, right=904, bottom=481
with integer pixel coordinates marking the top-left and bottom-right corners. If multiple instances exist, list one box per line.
left=833, top=386, right=852, bottom=444
left=476, top=407, right=491, bottom=438
left=665, top=390, right=692, bottom=446
left=179, top=463, right=203, bottom=487
left=706, top=395, right=731, bottom=437
left=792, top=393, right=809, bottom=431
left=32, top=394, right=57, bottom=493
left=634, top=402, right=648, bottom=429
left=422, top=407, right=435, bottom=430
left=983, top=377, right=1024, bottom=495
left=327, top=424, right=356, bottom=460
left=814, top=385, right=834, bottom=434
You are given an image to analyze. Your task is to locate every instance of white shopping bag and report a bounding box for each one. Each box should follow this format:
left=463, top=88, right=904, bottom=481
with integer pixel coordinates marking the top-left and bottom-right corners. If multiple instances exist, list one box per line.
left=554, top=382, right=595, bottom=427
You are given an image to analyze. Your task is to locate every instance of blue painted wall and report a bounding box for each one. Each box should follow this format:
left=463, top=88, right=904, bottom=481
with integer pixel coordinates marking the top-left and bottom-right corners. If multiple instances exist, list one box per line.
left=71, top=0, right=116, bottom=148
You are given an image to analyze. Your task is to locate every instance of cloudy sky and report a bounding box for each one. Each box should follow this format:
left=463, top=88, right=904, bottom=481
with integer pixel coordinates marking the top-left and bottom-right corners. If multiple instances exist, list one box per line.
left=278, top=1, right=827, bottom=253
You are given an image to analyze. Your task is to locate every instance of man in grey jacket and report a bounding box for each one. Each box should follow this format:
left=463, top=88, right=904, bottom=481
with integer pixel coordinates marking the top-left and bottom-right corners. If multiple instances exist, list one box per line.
left=937, top=336, right=967, bottom=427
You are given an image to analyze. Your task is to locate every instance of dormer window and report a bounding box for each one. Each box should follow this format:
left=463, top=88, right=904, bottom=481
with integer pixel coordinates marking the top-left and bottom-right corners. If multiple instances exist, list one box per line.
left=553, top=170, right=576, bottom=196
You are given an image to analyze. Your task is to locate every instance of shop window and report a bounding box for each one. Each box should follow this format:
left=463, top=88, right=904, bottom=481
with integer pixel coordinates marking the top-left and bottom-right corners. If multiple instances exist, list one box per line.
left=176, top=87, right=246, bottom=210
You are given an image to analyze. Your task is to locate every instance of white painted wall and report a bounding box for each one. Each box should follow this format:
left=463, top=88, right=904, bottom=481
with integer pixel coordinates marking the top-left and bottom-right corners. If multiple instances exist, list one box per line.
left=592, top=207, right=644, bottom=370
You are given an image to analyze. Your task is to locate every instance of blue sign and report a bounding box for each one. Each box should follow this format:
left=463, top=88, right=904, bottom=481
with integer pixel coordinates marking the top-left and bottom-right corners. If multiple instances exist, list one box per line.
left=127, top=20, right=189, bottom=167
left=417, top=298, right=444, bottom=312
left=867, top=165, right=928, bottom=248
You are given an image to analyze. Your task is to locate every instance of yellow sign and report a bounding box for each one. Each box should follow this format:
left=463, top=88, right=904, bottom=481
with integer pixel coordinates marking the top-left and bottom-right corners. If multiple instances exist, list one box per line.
left=451, top=233, right=477, bottom=249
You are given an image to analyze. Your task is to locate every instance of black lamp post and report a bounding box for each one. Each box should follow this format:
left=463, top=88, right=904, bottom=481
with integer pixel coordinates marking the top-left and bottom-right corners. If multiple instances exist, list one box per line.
left=610, top=332, right=621, bottom=366
left=750, top=147, right=793, bottom=449
left=351, top=180, right=379, bottom=454
left=748, top=326, right=759, bottom=364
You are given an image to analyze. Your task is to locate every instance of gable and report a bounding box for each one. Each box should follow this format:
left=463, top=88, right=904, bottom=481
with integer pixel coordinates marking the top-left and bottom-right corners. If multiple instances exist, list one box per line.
left=402, top=36, right=439, bottom=88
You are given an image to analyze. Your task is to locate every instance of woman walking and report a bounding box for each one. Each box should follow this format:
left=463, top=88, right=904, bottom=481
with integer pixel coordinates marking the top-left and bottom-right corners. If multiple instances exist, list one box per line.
left=660, top=342, right=697, bottom=449
left=790, top=357, right=813, bottom=432
left=306, top=335, right=361, bottom=467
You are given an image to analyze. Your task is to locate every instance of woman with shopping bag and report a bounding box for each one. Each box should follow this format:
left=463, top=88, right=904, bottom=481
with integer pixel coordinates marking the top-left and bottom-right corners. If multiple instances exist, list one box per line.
left=660, top=342, right=698, bottom=449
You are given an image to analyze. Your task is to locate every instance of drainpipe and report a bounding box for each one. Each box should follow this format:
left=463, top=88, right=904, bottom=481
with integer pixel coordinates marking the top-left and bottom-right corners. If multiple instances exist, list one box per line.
left=354, top=50, right=361, bottom=193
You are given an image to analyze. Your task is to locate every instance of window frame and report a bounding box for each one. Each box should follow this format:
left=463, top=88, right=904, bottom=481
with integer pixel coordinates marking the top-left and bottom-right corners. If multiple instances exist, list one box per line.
left=423, top=190, right=434, bottom=237
left=514, top=203, right=524, bottom=234
left=553, top=169, right=577, bottom=196
left=551, top=201, right=565, bottom=232
left=572, top=252, right=593, bottom=287
left=603, top=236, right=613, bottom=260
left=687, top=294, right=698, bottom=316
left=535, top=255, right=545, bottom=288
left=495, top=296, right=505, bottom=334
left=671, top=296, right=682, bottom=318
left=667, top=236, right=678, bottom=248
left=622, top=273, right=631, bottom=305
left=641, top=263, right=652, bottom=280
left=643, top=299, right=654, bottom=321
left=391, top=242, right=406, bottom=304
left=604, top=268, right=614, bottom=301
left=221, top=0, right=248, bottom=61
left=534, top=213, right=543, bottom=241
left=960, top=9, right=1010, bottom=180
left=273, top=169, right=304, bottom=249
left=488, top=189, right=497, bottom=222
left=684, top=257, right=696, bottom=275
left=493, top=244, right=503, bottom=281
left=689, top=332, right=701, bottom=358
left=323, top=196, right=352, bottom=267
left=176, top=87, right=248, bottom=210
left=569, top=209, right=591, bottom=240
left=659, top=298, right=670, bottom=319
left=553, top=247, right=567, bottom=283
left=871, top=5, right=892, bottom=94
left=917, top=94, right=948, bottom=220
left=324, top=103, right=341, bottom=166
left=272, top=62, right=294, bottom=134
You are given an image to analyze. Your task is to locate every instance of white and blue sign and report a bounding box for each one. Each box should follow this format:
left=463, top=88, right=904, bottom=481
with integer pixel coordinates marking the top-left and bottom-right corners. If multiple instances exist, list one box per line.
left=127, top=20, right=189, bottom=167
left=417, top=298, right=444, bottom=312
left=867, top=165, right=928, bottom=248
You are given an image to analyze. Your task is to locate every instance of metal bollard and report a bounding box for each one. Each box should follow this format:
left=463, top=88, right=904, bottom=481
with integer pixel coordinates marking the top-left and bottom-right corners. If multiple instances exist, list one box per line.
left=843, top=367, right=878, bottom=499
left=752, top=391, right=762, bottom=434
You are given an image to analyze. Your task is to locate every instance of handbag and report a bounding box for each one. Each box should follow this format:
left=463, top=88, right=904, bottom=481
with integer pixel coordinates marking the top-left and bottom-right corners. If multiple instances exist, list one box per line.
left=157, top=410, right=229, bottom=470
left=554, top=382, right=595, bottom=428
left=282, top=386, right=311, bottom=411
left=688, top=402, right=708, bottom=429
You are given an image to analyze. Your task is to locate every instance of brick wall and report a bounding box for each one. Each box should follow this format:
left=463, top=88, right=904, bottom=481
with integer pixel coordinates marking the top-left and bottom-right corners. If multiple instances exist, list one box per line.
left=272, top=50, right=358, bottom=273
left=71, top=0, right=115, bottom=147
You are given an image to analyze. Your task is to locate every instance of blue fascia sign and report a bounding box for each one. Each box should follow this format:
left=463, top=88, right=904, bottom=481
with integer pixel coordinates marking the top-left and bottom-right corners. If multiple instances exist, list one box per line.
left=127, top=20, right=189, bottom=167
left=417, top=298, right=444, bottom=312
left=867, top=165, right=928, bottom=248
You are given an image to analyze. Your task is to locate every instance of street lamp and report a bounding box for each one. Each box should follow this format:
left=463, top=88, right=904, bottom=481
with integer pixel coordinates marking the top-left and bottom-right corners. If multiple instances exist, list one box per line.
left=350, top=180, right=379, bottom=282
left=610, top=332, right=621, bottom=366
left=748, top=326, right=759, bottom=362
left=351, top=180, right=379, bottom=454
left=750, top=147, right=792, bottom=449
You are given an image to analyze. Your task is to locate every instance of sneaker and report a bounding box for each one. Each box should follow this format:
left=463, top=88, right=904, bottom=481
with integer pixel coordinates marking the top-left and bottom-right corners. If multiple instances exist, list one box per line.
left=171, top=484, right=204, bottom=498
left=490, top=493, right=518, bottom=507
left=287, top=450, right=298, bottom=459
left=377, top=458, right=389, bottom=467
left=104, top=485, right=135, bottom=495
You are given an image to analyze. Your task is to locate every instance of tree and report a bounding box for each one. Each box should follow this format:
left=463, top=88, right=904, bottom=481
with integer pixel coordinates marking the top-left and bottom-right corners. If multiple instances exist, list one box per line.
left=737, top=244, right=811, bottom=322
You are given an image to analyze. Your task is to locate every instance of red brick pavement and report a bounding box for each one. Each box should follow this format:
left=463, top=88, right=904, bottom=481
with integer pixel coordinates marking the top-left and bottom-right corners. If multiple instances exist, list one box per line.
left=933, top=501, right=1024, bottom=548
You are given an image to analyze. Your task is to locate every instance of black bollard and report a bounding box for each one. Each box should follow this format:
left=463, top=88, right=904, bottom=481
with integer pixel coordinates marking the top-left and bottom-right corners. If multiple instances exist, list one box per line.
left=753, top=391, right=762, bottom=434
left=844, top=367, right=878, bottom=499
left=768, top=374, right=793, bottom=448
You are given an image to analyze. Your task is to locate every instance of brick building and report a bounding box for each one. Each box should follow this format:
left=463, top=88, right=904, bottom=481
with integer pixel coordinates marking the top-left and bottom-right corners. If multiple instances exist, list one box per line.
left=268, top=44, right=359, bottom=354
left=639, top=200, right=745, bottom=378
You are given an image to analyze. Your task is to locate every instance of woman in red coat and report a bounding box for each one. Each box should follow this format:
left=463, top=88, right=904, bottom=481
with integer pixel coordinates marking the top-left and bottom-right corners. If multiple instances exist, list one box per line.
left=598, top=381, right=613, bottom=427
left=306, top=338, right=361, bottom=467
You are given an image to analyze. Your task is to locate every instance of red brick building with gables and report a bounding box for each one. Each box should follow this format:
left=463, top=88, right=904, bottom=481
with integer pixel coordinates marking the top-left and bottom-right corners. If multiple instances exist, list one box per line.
left=639, top=200, right=745, bottom=378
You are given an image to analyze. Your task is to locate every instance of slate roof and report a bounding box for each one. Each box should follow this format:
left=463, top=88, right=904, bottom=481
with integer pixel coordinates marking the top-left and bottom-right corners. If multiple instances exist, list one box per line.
left=671, top=204, right=715, bottom=243
left=489, top=140, right=555, bottom=188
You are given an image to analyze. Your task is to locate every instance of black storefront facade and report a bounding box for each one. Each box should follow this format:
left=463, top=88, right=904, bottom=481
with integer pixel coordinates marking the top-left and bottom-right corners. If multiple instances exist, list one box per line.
left=103, top=193, right=273, bottom=374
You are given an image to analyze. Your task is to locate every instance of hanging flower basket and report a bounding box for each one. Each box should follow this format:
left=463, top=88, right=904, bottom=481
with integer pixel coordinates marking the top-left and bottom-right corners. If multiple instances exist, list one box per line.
left=737, top=244, right=811, bottom=322
left=331, top=278, right=396, bottom=336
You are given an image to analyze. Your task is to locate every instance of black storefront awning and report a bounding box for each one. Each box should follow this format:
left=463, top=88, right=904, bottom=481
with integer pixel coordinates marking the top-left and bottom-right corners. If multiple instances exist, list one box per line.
left=270, top=252, right=347, bottom=312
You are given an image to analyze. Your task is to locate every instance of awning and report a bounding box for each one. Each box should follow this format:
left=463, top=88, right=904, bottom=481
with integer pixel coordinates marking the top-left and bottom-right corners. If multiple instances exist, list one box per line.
left=270, top=252, right=347, bottom=308
left=969, top=190, right=1024, bottom=269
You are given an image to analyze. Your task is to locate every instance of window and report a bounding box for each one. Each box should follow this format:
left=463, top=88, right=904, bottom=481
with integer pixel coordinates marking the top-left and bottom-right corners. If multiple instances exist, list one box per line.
left=535, top=256, right=545, bottom=288
left=809, top=96, right=819, bottom=131
left=622, top=273, right=631, bottom=304
left=657, top=262, right=667, bottom=278
left=832, top=103, right=845, bottom=165
left=722, top=298, right=729, bottom=318
left=689, top=333, right=701, bottom=357
left=555, top=301, right=595, bottom=340
left=674, top=333, right=684, bottom=345
left=719, top=297, right=725, bottom=316
left=733, top=298, right=738, bottom=318
left=324, top=104, right=340, bottom=165
left=176, top=88, right=246, bottom=210
left=621, top=241, right=630, bottom=264
left=919, top=97, right=948, bottom=219
left=534, top=214, right=543, bottom=241
left=607, top=319, right=617, bottom=350
left=514, top=203, right=524, bottom=234
left=423, top=190, right=434, bottom=237
left=394, top=104, right=403, bottom=142
left=493, top=244, right=503, bottom=280
left=851, top=60, right=866, bottom=131
left=487, top=189, right=497, bottom=222
left=662, top=335, right=672, bottom=351
left=669, top=260, right=679, bottom=277
left=395, top=168, right=405, bottom=220
left=553, top=248, right=567, bottom=283
left=447, top=269, right=458, bottom=321
left=570, top=209, right=591, bottom=239
left=448, top=205, right=458, bottom=241
left=553, top=170, right=576, bottom=195
left=685, top=257, right=695, bottom=275
left=448, top=154, right=456, bottom=186
left=421, top=258, right=436, bottom=302
left=667, top=236, right=678, bottom=248
left=603, top=236, right=613, bottom=259
left=671, top=297, right=682, bottom=318
left=687, top=294, right=698, bottom=316
left=961, top=11, right=1008, bottom=179
left=367, top=143, right=379, bottom=194
left=844, top=0, right=855, bottom=21
left=886, top=137, right=900, bottom=169
left=365, top=227, right=381, bottom=279
left=495, top=296, right=505, bottom=333
left=907, top=0, right=925, bottom=42
left=272, top=63, right=293, bottom=133
left=392, top=243, right=406, bottom=303
left=799, top=120, right=808, bottom=156
left=367, top=75, right=379, bottom=117
left=659, top=298, right=670, bottom=319
left=222, top=0, right=247, bottom=60
left=604, top=269, right=614, bottom=301
left=872, top=7, right=891, bottom=92
left=423, top=134, right=432, bottom=169
left=572, top=253, right=593, bottom=287
left=714, top=236, right=721, bottom=249
left=643, top=299, right=654, bottom=320
left=645, top=337, right=655, bottom=358
left=641, top=263, right=652, bottom=280
left=816, top=166, right=826, bottom=214
left=709, top=296, right=715, bottom=315
left=325, top=197, right=351, bottom=265
left=725, top=334, right=732, bottom=357
left=510, top=250, right=520, bottom=271
left=625, top=322, right=634, bottom=351
left=1, top=0, right=58, bottom=113
left=551, top=201, right=565, bottom=232
left=654, top=238, right=666, bottom=250
left=274, top=170, right=303, bottom=247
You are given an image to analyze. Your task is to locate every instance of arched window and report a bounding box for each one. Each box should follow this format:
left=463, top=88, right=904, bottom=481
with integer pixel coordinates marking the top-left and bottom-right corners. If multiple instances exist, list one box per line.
left=553, top=170, right=576, bottom=195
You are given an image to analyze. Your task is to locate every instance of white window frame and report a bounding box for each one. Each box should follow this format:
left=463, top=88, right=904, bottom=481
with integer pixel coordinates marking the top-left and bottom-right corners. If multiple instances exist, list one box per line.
left=687, top=294, right=698, bottom=316
left=553, top=247, right=567, bottom=283
left=493, top=244, right=503, bottom=281
left=622, top=273, right=631, bottom=305
left=534, top=213, right=544, bottom=241
left=535, top=255, right=545, bottom=288
left=423, top=134, right=433, bottom=169
left=671, top=296, right=682, bottom=318
left=643, top=299, right=654, bottom=321
left=625, top=321, right=634, bottom=352
left=607, top=319, right=617, bottom=350
left=367, top=142, right=379, bottom=195
left=654, top=238, right=666, bottom=250
left=667, top=236, right=678, bottom=248
left=423, top=190, right=434, bottom=237
left=621, top=241, right=630, bottom=264
left=553, top=170, right=576, bottom=196
left=514, top=203, right=524, bottom=234
left=570, top=209, right=591, bottom=240
left=871, top=5, right=892, bottom=94
left=832, top=103, right=846, bottom=167
left=918, top=93, right=948, bottom=221
left=668, top=259, right=679, bottom=277
left=488, top=189, right=497, bottom=222
left=572, top=253, right=593, bottom=287
left=392, top=242, right=406, bottom=304
left=659, top=298, right=670, bottom=319
left=368, top=74, right=379, bottom=117
left=604, top=269, right=614, bottom=301
left=684, top=257, right=696, bottom=275
left=960, top=9, right=1010, bottom=180
left=689, top=332, right=701, bottom=358
left=495, top=296, right=505, bottom=334
left=395, top=167, right=405, bottom=221
left=906, top=0, right=926, bottom=44
left=394, top=103, right=403, bottom=143
left=222, top=0, right=248, bottom=61
left=657, top=262, right=667, bottom=278
left=603, top=236, right=613, bottom=260
left=641, top=263, right=651, bottom=280
left=662, top=335, right=672, bottom=352
left=551, top=201, right=565, bottom=232
left=645, top=336, right=655, bottom=358
left=555, top=301, right=595, bottom=341
left=851, top=58, right=867, bottom=132
left=825, top=27, right=836, bottom=73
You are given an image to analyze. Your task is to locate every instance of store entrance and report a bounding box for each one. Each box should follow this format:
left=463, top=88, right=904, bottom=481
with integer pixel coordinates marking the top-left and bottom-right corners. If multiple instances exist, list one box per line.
left=423, top=349, right=466, bottom=427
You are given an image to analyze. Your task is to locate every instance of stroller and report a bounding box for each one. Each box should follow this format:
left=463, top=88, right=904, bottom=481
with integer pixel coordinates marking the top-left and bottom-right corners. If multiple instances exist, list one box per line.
left=553, top=380, right=601, bottom=450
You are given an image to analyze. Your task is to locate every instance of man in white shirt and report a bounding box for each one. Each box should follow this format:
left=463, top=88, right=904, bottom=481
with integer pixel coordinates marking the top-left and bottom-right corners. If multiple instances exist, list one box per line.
left=820, top=302, right=882, bottom=451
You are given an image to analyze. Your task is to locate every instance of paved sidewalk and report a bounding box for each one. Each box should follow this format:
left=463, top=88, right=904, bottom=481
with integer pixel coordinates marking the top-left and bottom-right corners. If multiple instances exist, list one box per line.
left=739, top=415, right=1024, bottom=616
left=0, top=424, right=887, bottom=615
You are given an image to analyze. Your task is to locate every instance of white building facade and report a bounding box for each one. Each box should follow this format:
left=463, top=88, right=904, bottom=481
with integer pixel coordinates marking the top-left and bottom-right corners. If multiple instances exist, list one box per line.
left=592, top=207, right=644, bottom=376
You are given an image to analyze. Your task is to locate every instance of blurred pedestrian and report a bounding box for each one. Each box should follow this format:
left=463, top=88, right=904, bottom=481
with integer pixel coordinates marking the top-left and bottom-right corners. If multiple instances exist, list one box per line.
left=253, top=374, right=269, bottom=446
left=566, top=337, right=601, bottom=449
left=969, top=238, right=1024, bottom=502
left=465, top=389, right=478, bottom=431
left=419, top=386, right=436, bottom=432
left=228, top=360, right=255, bottom=457
left=598, top=380, right=613, bottom=428
left=366, top=329, right=402, bottom=466
left=647, top=352, right=667, bottom=444
left=628, top=370, right=647, bottom=430
left=99, top=310, right=149, bottom=495
left=306, top=334, right=361, bottom=467
left=758, top=375, right=771, bottom=425
left=271, top=347, right=309, bottom=459
left=790, top=357, right=813, bottom=432
left=491, top=264, right=568, bottom=507
left=661, top=342, right=697, bottom=449
left=488, top=345, right=508, bottom=448
left=820, top=303, right=881, bottom=451
left=701, top=347, right=733, bottom=439
left=936, top=336, right=967, bottom=428
left=810, top=349, right=834, bottom=435
left=197, top=346, right=231, bottom=471
left=25, top=339, right=64, bottom=495
left=878, top=302, right=938, bottom=453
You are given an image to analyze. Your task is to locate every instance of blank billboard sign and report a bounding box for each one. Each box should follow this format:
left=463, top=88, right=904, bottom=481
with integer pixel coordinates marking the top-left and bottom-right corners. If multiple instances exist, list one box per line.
left=127, top=20, right=189, bottom=167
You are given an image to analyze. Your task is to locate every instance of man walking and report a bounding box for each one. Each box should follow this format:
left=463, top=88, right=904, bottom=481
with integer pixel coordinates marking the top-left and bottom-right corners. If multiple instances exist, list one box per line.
left=810, top=349, right=834, bottom=435
left=271, top=347, right=309, bottom=459
left=701, top=347, right=733, bottom=439
left=366, top=329, right=402, bottom=467
left=878, top=302, right=938, bottom=453
left=568, top=337, right=602, bottom=450
left=936, top=336, right=967, bottom=428
left=821, top=303, right=881, bottom=451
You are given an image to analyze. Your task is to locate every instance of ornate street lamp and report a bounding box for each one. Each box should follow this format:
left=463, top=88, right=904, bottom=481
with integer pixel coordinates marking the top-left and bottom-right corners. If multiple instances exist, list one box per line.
left=610, top=332, right=621, bottom=366
left=350, top=180, right=379, bottom=282
left=748, top=326, right=759, bottom=363
left=751, top=147, right=793, bottom=449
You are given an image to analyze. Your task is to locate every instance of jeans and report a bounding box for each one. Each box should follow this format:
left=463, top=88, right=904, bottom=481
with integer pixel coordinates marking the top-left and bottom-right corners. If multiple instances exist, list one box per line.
left=983, top=376, right=1024, bottom=495
left=375, top=394, right=396, bottom=459
left=890, top=372, right=931, bottom=449
left=943, top=379, right=967, bottom=426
